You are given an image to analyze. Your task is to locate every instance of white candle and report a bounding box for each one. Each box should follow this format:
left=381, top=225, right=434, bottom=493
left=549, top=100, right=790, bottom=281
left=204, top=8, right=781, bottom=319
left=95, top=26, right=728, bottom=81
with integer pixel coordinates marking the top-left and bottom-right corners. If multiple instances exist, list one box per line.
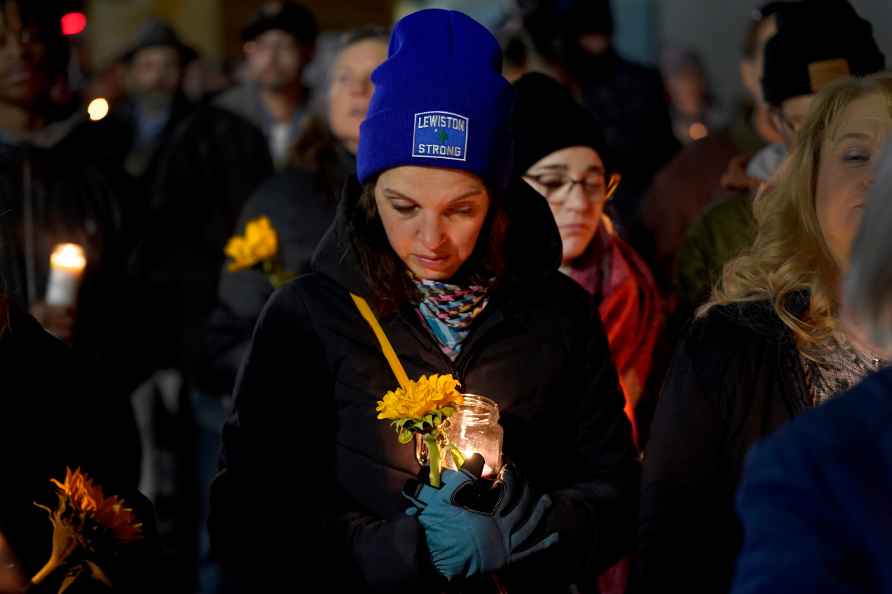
left=46, top=243, right=86, bottom=307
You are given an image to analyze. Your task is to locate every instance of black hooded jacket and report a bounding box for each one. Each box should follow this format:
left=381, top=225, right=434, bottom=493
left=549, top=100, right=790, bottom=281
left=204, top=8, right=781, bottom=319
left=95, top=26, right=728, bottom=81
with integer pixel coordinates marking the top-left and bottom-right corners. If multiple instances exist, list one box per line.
left=209, top=177, right=640, bottom=593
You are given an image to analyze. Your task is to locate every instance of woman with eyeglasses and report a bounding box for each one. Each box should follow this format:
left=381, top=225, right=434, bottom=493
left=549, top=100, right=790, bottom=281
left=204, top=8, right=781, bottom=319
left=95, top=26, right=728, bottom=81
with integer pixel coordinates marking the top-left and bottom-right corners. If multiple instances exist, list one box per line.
left=514, top=73, right=664, bottom=443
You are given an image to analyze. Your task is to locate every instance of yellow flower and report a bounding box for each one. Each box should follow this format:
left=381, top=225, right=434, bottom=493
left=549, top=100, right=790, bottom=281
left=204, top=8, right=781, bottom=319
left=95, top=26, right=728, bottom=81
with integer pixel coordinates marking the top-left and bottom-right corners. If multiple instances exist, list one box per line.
left=225, top=216, right=279, bottom=272
left=376, top=374, right=463, bottom=421
left=31, top=468, right=142, bottom=590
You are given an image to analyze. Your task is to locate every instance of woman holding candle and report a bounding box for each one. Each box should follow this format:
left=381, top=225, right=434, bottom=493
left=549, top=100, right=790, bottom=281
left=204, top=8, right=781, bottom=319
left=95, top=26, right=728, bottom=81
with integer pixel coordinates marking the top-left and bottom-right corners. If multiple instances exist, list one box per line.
left=637, top=73, right=892, bottom=593
left=210, top=9, right=639, bottom=594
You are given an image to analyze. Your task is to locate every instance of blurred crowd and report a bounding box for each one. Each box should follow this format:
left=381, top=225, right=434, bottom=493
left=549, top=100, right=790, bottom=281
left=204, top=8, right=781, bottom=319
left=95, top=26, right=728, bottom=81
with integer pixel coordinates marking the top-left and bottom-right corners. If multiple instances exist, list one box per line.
left=1, top=0, right=892, bottom=593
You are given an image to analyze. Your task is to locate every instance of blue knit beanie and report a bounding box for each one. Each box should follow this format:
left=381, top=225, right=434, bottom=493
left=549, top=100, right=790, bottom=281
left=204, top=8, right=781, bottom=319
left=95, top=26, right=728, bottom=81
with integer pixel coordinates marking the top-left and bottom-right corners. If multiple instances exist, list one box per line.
left=357, top=9, right=514, bottom=189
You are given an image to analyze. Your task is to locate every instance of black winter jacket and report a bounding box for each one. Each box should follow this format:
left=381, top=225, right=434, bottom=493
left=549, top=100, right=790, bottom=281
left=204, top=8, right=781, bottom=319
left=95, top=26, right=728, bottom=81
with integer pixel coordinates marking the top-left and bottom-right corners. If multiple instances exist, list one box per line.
left=209, top=177, right=640, bottom=593
left=636, top=299, right=809, bottom=593
left=201, top=148, right=353, bottom=394
left=129, top=105, right=274, bottom=383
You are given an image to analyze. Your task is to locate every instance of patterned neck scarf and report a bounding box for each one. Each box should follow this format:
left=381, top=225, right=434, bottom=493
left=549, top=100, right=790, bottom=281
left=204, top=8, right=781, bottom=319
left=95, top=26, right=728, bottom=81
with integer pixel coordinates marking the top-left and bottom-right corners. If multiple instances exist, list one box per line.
left=801, top=330, right=888, bottom=406
left=412, top=276, right=491, bottom=360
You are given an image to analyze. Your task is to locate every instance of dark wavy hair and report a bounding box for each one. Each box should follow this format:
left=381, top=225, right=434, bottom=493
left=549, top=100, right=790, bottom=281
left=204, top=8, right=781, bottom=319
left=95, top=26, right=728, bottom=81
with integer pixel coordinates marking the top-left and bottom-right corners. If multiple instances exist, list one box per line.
left=348, top=179, right=509, bottom=315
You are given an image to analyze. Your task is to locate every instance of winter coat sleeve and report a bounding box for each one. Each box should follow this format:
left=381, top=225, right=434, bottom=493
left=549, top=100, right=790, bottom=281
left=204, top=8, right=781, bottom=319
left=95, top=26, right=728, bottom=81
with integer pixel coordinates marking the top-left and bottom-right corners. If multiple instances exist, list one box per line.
left=731, top=434, right=856, bottom=594
left=531, top=305, right=640, bottom=589
left=209, top=284, right=433, bottom=593
left=636, top=323, right=735, bottom=592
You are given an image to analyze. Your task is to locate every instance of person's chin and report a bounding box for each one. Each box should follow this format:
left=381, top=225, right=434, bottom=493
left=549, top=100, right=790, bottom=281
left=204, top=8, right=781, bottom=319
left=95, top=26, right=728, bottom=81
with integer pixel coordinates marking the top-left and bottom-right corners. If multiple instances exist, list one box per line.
left=560, top=236, right=591, bottom=258
left=408, top=257, right=458, bottom=280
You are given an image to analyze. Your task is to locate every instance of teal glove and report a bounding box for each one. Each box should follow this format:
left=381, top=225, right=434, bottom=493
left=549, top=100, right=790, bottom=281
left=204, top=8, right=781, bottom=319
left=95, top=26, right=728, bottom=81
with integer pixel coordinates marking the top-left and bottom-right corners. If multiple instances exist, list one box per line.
left=403, top=456, right=559, bottom=580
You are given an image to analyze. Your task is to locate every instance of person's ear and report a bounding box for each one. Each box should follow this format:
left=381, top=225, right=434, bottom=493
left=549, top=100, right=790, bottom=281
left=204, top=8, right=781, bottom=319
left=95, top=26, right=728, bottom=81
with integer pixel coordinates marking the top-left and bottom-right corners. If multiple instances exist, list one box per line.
left=243, top=41, right=257, bottom=57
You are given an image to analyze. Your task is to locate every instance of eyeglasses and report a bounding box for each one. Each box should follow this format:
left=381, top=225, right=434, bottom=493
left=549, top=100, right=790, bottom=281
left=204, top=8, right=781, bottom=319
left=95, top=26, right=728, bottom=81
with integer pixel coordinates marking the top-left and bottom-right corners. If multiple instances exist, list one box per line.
left=524, top=172, right=621, bottom=205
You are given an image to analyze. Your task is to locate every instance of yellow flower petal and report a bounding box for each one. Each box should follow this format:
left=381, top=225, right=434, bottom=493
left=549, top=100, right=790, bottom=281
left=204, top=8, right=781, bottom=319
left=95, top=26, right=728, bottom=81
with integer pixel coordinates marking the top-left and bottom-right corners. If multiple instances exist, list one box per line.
left=375, top=374, right=463, bottom=422
left=225, top=216, right=280, bottom=271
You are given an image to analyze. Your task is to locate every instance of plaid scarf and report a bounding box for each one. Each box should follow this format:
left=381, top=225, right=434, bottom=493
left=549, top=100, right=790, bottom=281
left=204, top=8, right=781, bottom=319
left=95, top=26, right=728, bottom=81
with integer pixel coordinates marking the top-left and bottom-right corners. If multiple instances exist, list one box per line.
left=413, top=277, right=491, bottom=360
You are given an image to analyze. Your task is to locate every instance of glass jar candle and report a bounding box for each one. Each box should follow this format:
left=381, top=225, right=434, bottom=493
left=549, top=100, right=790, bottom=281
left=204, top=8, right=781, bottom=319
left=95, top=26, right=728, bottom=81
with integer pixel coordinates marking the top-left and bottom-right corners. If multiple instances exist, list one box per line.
left=415, top=394, right=504, bottom=477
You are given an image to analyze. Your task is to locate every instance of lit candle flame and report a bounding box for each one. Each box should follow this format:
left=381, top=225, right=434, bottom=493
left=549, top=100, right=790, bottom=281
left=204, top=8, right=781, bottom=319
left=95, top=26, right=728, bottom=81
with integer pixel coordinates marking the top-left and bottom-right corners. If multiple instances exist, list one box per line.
left=462, top=448, right=495, bottom=477
left=50, top=243, right=86, bottom=273
left=87, top=98, right=109, bottom=122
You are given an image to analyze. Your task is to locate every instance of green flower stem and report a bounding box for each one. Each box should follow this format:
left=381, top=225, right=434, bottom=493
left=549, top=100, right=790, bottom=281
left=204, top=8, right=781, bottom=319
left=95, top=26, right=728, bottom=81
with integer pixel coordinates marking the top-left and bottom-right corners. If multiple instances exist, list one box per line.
left=447, top=445, right=465, bottom=469
left=424, top=432, right=442, bottom=488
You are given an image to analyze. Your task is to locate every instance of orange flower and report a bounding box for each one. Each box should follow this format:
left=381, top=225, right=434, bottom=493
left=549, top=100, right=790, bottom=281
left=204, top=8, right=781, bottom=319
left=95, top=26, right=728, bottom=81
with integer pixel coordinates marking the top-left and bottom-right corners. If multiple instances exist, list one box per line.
left=31, top=468, right=142, bottom=591
left=50, top=467, right=142, bottom=543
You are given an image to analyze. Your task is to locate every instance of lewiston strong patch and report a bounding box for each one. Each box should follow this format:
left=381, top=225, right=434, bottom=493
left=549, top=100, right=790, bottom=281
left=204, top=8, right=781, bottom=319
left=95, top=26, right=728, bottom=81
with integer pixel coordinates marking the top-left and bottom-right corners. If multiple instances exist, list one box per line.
left=411, top=111, right=469, bottom=162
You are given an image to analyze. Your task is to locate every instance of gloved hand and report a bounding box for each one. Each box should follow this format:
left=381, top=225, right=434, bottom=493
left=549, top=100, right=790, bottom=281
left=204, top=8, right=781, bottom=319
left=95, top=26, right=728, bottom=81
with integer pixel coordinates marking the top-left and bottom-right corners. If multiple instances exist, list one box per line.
left=403, top=455, right=559, bottom=580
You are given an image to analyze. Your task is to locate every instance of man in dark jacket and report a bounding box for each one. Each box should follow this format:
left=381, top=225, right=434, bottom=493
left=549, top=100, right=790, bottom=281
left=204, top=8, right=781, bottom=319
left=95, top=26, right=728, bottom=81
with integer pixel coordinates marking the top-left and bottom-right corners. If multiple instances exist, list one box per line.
left=101, top=19, right=196, bottom=189
left=214, top=1, right=317, bottom=169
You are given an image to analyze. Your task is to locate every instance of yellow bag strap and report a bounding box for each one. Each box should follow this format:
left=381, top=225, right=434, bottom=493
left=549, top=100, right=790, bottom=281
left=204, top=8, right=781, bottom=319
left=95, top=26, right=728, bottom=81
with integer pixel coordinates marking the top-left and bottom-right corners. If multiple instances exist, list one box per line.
left=351, top=293, right=411, bottom=390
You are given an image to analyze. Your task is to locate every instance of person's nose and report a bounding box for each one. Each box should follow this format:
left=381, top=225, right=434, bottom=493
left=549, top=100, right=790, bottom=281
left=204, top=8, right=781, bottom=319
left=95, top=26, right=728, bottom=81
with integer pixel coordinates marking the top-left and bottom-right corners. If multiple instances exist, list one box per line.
left=418, top=214, right=446, bottom=251
left=562, top=182, right=592, bottom=212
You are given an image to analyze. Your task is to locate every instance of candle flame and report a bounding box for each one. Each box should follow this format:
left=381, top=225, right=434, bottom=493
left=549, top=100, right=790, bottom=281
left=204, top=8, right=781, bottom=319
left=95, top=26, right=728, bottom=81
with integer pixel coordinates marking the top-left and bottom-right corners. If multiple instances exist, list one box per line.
left=50, top=244, right=86, bottom=272
left=87, top=98, right=109, bottom=122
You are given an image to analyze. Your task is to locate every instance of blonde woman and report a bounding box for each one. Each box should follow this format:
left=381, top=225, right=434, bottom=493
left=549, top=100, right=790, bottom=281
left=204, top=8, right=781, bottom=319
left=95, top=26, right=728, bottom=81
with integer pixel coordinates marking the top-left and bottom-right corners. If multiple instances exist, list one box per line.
left=636, top=73, right=892, bottom=593
left=730, top=139, right=892, bottom=593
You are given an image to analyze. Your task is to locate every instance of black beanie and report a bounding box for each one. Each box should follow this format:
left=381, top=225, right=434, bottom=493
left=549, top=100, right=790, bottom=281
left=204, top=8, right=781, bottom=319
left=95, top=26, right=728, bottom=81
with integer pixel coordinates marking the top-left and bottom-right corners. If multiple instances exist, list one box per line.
left=241, top=1, right=318, bottom=46
left=523, top=0, right=614, bottom=64
left=762, top=0, right=885, bottom=107
left=512, top=72, right=613, bottom=176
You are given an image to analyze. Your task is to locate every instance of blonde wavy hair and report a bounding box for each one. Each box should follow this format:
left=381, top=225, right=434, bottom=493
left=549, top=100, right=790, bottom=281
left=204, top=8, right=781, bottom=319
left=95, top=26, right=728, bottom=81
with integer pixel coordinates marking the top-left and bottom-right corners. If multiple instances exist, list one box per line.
left=703, top=73, right=892, bottom=358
